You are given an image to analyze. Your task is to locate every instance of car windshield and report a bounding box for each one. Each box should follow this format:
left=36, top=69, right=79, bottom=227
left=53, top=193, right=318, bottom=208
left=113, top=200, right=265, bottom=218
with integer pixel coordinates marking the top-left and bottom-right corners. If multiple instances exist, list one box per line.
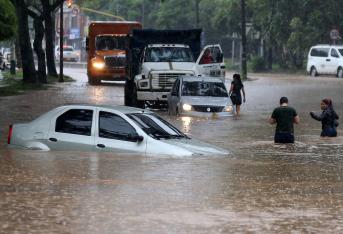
left=63, top=47, right=74, bottom=51
left=144, top=47, right=194, bottom=62
left=181, top=81, right=228, bottom=97
left=126, top=113, right=188, bottom=140
left=338, top=49, right=343, bottom=57
left=96, top=36, right=126, bottom=51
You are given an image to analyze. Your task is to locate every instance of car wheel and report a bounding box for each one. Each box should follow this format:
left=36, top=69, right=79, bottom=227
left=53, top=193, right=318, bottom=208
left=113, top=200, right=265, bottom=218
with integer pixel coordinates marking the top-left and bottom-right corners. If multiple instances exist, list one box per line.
left=310, top=66, right=318, bottom=77
left=337, top=67, right=343, bottom=78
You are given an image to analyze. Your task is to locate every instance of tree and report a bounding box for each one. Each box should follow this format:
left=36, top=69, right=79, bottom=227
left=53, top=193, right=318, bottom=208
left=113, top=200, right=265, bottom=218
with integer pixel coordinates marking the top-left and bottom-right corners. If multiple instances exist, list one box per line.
left=12, top=0, right=37, bottom=83
left=0, top=0, right=17, bottom=41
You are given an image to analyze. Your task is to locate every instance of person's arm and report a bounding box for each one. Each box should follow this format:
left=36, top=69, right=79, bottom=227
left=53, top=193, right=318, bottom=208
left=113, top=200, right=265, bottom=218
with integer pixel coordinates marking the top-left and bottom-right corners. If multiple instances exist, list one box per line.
left=229, top=84, right=234, bottom=96
left=310, top=111, right=324, bottom=121
left=269, top=109, right=276, bottom=124
left=241, top=86, right=246, bottom=103
left=269, top=117, right=276, bottom=124
left=293, top=115, right=300, bottom=124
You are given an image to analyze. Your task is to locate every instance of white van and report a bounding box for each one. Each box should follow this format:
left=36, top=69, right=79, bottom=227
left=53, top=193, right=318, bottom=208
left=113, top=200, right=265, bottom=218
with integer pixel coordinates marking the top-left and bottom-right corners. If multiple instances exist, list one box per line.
left=307, top=44, right=343, bottom=78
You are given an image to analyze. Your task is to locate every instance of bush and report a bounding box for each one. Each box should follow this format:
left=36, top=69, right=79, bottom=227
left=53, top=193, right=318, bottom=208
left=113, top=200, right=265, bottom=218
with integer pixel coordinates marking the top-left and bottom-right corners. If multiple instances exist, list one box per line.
left=250, top=56, right=266, bottom=72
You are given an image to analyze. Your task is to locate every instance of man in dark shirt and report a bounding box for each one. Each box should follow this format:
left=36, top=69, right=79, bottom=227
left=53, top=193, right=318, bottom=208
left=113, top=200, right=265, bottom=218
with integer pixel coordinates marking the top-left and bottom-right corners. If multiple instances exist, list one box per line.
left=269, top=97, right=300, bottom=143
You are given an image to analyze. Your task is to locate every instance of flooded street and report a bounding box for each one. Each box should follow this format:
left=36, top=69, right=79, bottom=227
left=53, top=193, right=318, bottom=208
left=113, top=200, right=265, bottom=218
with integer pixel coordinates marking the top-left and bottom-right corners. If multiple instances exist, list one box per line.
left=1, top=69, right=343, bottom=233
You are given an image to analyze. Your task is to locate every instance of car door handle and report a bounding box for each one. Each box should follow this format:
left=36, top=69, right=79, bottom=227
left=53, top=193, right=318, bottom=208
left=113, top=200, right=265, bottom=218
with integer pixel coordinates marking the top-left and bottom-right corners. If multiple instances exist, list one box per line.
left=326, top=59, right=331, bottom=61
left=97, top=144, right=105, bottom=148
left=49, top=138, right=57, bottom=142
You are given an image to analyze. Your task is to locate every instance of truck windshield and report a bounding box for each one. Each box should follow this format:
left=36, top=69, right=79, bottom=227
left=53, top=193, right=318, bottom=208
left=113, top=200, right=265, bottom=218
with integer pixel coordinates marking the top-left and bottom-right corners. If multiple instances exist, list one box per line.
left=144, top=47, right=194, bottom=62
left=182, top=81, right=228, bottom=97
left=126, top=113, right=188, bottom=140
left=96, top=36, right=126, bottom=51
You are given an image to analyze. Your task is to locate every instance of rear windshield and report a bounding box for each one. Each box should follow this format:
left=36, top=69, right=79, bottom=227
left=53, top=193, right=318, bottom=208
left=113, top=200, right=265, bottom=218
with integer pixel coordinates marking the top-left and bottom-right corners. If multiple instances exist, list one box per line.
left=181, top=81, right=228, bottom=97
left=310, top=48, right=329, bottom=57
left=96, top=36, right=126, bottom=51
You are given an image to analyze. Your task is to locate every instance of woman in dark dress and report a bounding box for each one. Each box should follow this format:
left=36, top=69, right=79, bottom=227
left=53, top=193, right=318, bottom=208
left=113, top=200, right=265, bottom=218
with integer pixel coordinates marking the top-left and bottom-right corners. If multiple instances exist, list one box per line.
left=229, top=74, right=246, bottom=115
left=310, top=98, right=339, bottom=137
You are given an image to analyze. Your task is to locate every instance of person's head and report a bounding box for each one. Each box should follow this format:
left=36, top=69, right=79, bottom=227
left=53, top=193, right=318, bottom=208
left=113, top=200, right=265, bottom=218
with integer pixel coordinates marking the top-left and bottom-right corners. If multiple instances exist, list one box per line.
left=280, top=96, right=288, bottom=106
left=321, top=98, right=332, bottom=110
left=233, top=73, right=241, bottom=81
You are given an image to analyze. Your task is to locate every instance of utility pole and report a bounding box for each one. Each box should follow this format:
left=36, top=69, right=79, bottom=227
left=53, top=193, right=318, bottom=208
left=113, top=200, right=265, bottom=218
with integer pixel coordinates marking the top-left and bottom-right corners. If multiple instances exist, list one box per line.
left=59, top=1, right=64, bottom=82
left=195, top=0, right=199, bottom=28
left=240, top=0, right=247, bottom=80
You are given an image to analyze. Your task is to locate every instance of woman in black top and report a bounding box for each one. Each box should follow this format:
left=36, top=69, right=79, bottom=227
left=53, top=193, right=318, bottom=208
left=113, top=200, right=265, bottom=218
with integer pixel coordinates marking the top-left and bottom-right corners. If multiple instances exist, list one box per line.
left=310, top=98, right=339, bottom=137
left=229, top=74, right=246, bottom=115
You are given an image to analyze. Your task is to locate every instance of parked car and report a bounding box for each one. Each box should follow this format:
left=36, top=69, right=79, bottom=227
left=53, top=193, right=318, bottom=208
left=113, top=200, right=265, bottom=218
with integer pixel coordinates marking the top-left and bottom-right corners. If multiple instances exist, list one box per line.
left=167, top=76, right=233, bottom=116
left=55, top=45, right=80, bottom=62
left=307, top=44, right=343, bottom=78
left=7, top=105, right=228, bottom=156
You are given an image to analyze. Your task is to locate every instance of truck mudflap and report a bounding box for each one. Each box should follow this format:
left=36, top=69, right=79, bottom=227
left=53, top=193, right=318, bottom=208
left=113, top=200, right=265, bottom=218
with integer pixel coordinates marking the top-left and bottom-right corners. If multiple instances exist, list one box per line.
left=137, top=91, right=169, bottom=101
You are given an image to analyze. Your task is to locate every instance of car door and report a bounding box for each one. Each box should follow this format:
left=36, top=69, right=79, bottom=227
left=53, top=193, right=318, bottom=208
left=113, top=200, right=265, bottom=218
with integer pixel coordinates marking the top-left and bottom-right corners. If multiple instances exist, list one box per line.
left=313, top=47, right=330, bottom=74
left=95, top=109, right=147, bottom=154
left=196, top=45, right=225, bottom=81
left=47, top=107, right=95, bottom=151
left=328, top=48, right=340, bottom=74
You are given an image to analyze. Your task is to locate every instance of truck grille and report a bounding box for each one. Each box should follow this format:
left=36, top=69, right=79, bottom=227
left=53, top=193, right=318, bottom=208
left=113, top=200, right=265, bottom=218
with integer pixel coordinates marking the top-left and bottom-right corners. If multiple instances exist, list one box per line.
left=105, top=56, right=126, bottom=68
left=192, top=105, right=224, bottom=112
left=151, top=73, right=186, bottom=89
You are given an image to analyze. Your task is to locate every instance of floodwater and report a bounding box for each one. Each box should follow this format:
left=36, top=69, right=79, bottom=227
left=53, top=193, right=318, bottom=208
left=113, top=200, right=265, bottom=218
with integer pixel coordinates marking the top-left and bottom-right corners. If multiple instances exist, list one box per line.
left=0, top=69, right=343, bottom=233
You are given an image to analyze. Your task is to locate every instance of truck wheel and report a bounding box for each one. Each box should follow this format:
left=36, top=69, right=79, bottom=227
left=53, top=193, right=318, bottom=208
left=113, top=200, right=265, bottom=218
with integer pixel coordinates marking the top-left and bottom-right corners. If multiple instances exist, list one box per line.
left=124, top=77, right=134, bottom=106
left=133, top=86, right=145, bottom=109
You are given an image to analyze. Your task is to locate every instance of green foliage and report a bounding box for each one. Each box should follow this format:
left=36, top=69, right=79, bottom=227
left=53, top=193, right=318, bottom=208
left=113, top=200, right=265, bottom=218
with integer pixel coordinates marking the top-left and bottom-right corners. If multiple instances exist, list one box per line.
left=0, top=0, right=17, bottom=41
left=249, top=56, right=265, bottom=72
left=81, top=0, right=343, bottom=70
left=0, top=71, right=74, bottom=96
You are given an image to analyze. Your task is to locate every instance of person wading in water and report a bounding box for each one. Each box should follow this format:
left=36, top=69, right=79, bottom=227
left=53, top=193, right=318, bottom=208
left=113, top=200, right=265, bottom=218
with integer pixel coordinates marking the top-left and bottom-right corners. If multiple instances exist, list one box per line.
left=269, top=97, right=300, bottom=143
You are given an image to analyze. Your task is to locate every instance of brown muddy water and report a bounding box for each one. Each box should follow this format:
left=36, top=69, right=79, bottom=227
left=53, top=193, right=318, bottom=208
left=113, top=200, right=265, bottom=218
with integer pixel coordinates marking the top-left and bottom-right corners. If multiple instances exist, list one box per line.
left=0, top=69, right=343, bottom=233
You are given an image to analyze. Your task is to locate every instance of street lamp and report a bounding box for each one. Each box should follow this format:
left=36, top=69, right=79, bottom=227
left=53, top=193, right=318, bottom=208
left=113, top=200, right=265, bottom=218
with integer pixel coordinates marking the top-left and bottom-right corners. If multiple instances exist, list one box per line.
left=59, top=0, right=73, bottom=82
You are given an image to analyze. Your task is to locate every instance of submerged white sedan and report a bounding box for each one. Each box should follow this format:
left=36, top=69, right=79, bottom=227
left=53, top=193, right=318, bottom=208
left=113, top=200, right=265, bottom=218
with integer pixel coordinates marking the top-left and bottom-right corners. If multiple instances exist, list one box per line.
left=7, top=105, right=228, bottom=156
left=168, top=76, right=232, bottom=116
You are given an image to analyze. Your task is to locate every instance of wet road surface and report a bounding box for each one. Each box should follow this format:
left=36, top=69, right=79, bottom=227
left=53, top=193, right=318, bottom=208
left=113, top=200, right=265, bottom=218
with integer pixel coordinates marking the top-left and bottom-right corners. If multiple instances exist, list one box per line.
left=0, top=69, right=343, bottom=233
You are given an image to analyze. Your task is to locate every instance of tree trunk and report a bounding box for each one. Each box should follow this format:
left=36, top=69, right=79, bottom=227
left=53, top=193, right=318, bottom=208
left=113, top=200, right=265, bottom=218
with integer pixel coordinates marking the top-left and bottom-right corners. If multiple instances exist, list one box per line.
left=14, top=0, right=36, bottom=83
left=33, top=18, right=47, bottom=83
left=42, top=0, right=58, bottom=77
left=15, top=37, right=22, bottom=68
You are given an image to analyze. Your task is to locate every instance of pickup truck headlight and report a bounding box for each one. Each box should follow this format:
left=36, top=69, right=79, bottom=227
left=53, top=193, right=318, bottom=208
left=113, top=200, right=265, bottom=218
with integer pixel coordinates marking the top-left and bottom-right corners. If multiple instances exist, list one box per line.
left=183, top=104, right=192, bottom=111
left=92, top=61, right=105, bottom=69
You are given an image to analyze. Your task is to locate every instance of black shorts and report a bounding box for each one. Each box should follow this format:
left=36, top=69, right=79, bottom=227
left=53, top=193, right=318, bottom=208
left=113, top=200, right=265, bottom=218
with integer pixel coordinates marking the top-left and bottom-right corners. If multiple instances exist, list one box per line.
left=274, top=132, right=294, bottom=143
left=230, top=94, right=242, bottom=105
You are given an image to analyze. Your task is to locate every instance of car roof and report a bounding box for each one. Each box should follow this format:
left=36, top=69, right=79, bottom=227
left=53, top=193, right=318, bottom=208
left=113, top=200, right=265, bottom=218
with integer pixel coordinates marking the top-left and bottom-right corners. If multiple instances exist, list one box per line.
left=180, top=75, right=224, bottom=83
left=57, top=104, right=152, bottom=114
left=312, top=44, right=343, bottom=49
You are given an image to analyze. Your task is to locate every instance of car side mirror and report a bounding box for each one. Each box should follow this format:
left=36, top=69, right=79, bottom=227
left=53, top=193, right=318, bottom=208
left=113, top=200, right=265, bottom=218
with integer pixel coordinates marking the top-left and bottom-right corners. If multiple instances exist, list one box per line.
left=128, top=133, right=144, bottom=142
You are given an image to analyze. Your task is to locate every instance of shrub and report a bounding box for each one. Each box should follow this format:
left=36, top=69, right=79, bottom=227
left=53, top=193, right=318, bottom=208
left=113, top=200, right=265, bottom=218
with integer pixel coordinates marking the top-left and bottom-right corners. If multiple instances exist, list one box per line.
left=250, top=56, right=266, bottom=72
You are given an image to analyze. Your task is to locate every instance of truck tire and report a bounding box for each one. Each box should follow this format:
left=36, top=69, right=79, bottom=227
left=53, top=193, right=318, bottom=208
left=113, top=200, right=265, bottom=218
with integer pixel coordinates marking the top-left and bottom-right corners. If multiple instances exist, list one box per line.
left=133, top=86, right=145, bottom=109
left=124, top=77, right=134, bottom=106
left=89, top=76, right=101, bottom=85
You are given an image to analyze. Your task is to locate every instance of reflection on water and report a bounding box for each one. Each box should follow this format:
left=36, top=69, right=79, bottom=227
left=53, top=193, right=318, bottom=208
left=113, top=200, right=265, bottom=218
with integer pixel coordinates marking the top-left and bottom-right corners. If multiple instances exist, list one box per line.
left=181, top=116, right=191, bottom=133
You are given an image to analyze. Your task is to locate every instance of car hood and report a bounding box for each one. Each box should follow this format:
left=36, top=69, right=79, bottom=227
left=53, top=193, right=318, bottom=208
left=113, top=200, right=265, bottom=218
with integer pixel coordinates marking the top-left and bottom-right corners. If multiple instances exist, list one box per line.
left=143, top=62, right=195, bottom=72
left=161, top=138, right=229, bottom=155
left=181, top=96, right=230, bottom=106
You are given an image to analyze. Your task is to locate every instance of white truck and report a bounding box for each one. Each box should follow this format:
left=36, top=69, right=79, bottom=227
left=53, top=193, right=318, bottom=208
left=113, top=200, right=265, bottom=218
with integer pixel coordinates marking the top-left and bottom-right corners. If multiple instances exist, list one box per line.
left=124, top=29, right=225, bottom=108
